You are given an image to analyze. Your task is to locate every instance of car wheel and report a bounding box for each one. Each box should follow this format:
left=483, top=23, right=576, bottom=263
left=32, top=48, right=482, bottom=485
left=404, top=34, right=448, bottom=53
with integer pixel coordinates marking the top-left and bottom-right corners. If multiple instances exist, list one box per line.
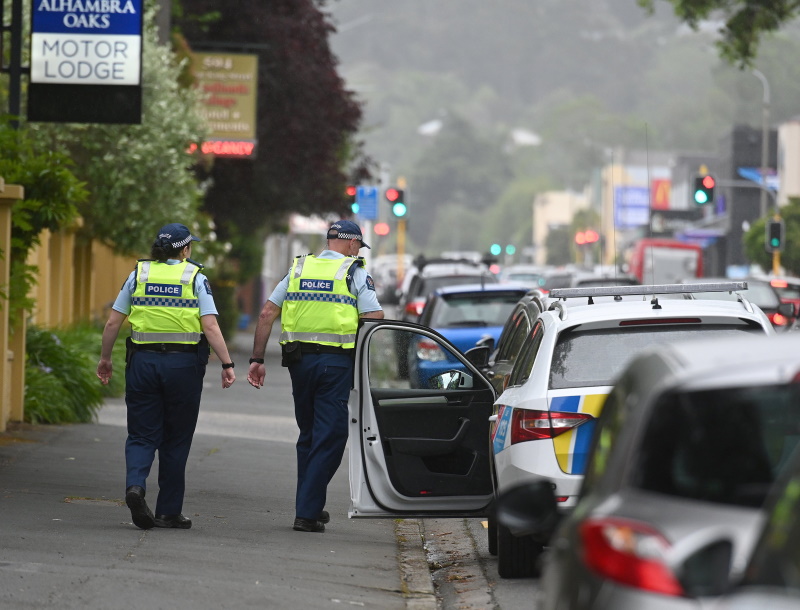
left=497, top=522, right=542, bottom=578
left=487, top=512, right=498, bottom=556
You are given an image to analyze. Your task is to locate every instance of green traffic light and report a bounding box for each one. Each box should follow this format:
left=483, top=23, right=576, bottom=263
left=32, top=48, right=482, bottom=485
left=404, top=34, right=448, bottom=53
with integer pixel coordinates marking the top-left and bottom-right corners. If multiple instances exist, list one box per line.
left=351, top=202, right=360, bottom=214
left=694, top=191, right=708, bottom=205
left=505, top=245, right=516, bottom=255
left=771, top=237, right=780, bottom=247
left=490, top=244, right=502, bottom=256
left=392, top=202, right=407, bottom=217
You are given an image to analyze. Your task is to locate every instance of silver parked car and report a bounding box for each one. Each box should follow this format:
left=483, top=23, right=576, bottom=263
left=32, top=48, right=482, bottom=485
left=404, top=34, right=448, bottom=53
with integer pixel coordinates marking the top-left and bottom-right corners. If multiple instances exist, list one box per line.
left=497, top=332, right=800, bottom=609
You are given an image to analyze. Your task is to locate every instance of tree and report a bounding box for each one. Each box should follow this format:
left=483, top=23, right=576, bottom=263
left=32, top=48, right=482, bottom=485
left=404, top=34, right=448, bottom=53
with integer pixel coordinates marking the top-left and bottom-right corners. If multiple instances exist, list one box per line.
left=0, top=119, right=87, bottom=327
left=29, top=1, right=208, bottom=257
left=410, top=115, right=512, bottom=247
left=174, top=0, right=367, bottom=252
left=743, top=197, right=800, bottom=274
left=638, top=0, right=800, bottom=65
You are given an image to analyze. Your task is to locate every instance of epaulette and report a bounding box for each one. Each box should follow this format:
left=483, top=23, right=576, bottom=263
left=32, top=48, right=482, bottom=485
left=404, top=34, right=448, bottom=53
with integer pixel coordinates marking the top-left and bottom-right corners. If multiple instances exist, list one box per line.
left=186, top=257, right=205, bottom=269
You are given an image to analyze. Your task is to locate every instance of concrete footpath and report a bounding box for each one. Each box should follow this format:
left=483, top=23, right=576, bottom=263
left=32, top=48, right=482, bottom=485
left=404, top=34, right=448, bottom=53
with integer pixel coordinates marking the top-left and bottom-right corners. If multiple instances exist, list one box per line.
left=0, top=330, right=437, bottom=610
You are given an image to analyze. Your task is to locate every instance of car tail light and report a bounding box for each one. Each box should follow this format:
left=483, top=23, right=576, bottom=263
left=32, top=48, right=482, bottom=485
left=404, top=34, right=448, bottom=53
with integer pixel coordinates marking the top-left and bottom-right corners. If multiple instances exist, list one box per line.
left=771, top=279, right=789, bottom=288
left=509, top=408, right=592, bottom=444
left=405, top=300, right=426, bottom=317
left=416, top=338, right=447, bottom=361
left=770, top=312, right=789, bottom=327
left=580, top=518, right=683, bottom=596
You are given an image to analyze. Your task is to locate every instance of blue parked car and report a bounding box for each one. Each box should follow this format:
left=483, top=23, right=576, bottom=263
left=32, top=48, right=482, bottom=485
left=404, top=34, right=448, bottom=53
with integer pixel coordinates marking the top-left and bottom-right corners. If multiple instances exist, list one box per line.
left=407, top=284, right=529, bottom=389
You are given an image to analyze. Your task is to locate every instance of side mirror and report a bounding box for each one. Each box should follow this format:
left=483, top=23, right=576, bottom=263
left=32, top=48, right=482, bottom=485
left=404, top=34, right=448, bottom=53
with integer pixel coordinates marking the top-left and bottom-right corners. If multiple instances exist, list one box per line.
left=428, top=370, right=474, bottom=390
left=778, top=302, right=795, bottom=318
left=496, top=480, right=561, bottom=540
left=675, top=539, right=733, bottom=598
left=465, top=345, right=490, bottom=368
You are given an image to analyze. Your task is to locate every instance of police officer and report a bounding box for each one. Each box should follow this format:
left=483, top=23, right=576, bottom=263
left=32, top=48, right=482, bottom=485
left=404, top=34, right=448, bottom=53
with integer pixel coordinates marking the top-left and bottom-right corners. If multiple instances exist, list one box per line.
left=97, top=223, right=236, bottom=530
left=247, top=220, right=383, bottom=532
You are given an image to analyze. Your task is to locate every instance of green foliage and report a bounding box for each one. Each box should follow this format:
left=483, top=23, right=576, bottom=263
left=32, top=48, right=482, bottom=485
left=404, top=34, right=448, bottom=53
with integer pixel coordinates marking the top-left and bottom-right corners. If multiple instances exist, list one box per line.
left=638, top=0, right=800, bottom=66
left=744, top=198, right=800, bottom=274
left=0, top=118, right=87, bottom=326
left=29, top=0, right=208, bottom=257
left=24, top=324, right=125, bottom=424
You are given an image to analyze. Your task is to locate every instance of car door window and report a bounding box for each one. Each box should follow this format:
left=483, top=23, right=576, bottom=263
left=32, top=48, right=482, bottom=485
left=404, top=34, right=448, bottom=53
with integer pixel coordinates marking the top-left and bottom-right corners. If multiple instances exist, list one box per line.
left=507, top=320, right=544, bottom=387
left=369, top=328, right=471, bottom=390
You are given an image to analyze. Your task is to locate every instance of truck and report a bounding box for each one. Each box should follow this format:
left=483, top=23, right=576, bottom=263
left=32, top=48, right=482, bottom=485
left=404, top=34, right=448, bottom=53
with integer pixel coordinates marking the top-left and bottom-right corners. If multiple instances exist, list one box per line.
left=628, top=238, right=703, bottom=285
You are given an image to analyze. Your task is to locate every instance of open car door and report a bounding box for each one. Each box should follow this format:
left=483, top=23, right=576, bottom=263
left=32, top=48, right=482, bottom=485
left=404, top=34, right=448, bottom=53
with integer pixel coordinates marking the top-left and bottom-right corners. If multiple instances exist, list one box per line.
left=349, top=320, right=497, bottom=517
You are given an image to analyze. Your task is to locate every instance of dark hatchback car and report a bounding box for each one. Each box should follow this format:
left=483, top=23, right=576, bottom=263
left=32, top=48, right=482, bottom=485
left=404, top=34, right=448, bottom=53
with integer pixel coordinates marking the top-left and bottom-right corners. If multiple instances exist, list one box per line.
left=466, top=289, right=547, bottom=395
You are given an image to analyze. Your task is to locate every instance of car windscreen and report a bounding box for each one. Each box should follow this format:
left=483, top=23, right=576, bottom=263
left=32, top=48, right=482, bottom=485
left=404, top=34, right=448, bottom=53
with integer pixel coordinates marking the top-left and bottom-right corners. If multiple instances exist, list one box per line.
left=549, top=324, right=763, bottom=389
left=632, top=384, right=800, bottom=508
left=429, top=292, right=524, bottom=327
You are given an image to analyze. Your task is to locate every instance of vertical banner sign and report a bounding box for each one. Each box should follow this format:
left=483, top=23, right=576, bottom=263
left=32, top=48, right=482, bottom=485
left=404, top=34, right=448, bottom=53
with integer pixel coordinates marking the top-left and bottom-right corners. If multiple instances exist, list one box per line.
left=189, top=52, right=259, bottom=158
left=28, top=0, right=143, bottom=124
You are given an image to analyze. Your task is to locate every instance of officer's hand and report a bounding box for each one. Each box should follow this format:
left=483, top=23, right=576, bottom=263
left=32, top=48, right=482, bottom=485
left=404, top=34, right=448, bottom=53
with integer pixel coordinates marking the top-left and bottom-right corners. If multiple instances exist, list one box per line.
left=221, top=368, right=236, bottom=389
left=97, top=359, right=113, bottom=385
left=247, top=362, right=265, bottom=388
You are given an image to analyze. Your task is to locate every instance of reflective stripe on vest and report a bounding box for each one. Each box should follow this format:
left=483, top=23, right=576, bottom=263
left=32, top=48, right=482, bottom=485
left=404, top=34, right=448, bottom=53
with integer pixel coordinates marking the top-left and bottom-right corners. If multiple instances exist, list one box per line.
left=131, top=331, right=203, bottom=342
left=279, top=331, right=357, bottom=344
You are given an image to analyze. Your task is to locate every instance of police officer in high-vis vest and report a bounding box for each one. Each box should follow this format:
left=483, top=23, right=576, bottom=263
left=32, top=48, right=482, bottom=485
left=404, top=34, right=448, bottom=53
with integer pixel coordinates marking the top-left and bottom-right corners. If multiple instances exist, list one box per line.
left=247, top=220, right=383, bottom=533
left=97, top=223, right=236, bottom=530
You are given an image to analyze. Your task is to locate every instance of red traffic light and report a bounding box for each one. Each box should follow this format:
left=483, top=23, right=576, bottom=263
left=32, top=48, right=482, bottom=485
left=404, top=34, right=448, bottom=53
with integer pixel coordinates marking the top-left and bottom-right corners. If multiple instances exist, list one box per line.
left=374, top=222, right=390, bottom=236
left=702, top=175, right=715, bottom=189
left=385, top=188, right=400, bottom=202
left=345, top=185, right=357, bottom=198
left=584, top=229, right=599, bottom=244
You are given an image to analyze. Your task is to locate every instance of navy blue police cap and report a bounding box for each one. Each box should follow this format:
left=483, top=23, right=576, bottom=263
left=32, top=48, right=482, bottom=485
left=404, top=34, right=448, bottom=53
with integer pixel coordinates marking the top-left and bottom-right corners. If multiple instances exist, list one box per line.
left=157, top=223, right=200, bottom=249
left=327, top=219, right=370, bottom=249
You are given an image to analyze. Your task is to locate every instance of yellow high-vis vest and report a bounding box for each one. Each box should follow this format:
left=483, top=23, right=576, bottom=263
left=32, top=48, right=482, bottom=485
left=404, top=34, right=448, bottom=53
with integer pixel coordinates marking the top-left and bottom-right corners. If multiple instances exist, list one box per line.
left=280, top=255, right=363, bottom=348
left=129, top=260, right=202, bottom=344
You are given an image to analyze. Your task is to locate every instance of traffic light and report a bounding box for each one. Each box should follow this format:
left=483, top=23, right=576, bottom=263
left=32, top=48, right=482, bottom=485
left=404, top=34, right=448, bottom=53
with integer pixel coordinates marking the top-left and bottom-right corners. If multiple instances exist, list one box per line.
left=766, top=218, right=785, bottom=252
left=490, top=243, right=502, bottom=256
left=346, top=185, right=358, bottom=214
left=385, top=187, right=407, bottom=217
left=693, top=175, right=716, bottom=205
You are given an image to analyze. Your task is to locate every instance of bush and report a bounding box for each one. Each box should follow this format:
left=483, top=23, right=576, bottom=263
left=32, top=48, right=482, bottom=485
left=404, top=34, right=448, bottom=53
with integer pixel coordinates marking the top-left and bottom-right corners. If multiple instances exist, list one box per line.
left=24, top=324, right=125, bottom=424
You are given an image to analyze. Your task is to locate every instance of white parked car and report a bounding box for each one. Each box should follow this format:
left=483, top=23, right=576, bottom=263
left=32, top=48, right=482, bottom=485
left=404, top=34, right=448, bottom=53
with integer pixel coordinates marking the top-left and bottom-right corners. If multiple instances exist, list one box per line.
left=346, top=282, right=775, bottom=580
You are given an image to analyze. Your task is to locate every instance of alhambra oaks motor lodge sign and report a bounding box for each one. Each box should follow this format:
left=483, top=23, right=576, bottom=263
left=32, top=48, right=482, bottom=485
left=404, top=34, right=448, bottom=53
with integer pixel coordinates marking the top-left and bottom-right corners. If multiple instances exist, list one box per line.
left=28, top=0, right=143, bottom=124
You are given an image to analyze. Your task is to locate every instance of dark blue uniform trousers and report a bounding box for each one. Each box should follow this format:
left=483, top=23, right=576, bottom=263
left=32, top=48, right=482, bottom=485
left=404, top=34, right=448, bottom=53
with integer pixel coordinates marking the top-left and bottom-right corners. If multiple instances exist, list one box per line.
left=288, top=352, right=353, bottom=520
left=125, top=350, right=206, bottom=516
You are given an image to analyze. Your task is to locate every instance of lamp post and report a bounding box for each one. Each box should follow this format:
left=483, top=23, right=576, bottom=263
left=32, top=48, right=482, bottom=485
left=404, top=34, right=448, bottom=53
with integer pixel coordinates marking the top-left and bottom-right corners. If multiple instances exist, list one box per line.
left=752, top=68, right=771, bottom=219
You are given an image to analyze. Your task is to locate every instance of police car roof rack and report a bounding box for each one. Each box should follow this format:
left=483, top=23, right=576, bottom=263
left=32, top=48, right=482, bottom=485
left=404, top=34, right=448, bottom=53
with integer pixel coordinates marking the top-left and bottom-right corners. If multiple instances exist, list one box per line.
left=548, top=281, right=748, bottom=302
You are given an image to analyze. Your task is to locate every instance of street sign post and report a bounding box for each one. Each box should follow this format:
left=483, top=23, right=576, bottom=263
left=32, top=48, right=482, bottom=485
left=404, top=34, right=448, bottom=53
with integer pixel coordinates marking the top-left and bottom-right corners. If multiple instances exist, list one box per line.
left=356, top=186, right=379, bottom=220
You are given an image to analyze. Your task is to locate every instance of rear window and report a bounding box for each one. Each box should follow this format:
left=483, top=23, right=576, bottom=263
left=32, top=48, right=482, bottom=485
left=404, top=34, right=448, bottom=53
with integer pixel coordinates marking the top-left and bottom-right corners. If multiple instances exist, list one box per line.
left=633, top=384, right=800, bottom=508
left=429, top=291, right=524, bottom=327
left=417, top=274, right=496, bottom=297
left=549, top=324, right=763, bottom=389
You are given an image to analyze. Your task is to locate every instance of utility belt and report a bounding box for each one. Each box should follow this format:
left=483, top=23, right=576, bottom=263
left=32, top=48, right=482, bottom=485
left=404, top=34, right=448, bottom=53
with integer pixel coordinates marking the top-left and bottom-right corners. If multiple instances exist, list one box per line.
left=125, top=336, right=208, bottom=368
left=281, top=341, right=353, bottom=367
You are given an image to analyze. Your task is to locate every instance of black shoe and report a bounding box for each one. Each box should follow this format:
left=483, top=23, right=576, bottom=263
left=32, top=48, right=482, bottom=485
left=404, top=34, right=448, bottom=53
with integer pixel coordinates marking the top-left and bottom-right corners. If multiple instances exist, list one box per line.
left=154, top=514, right=192, bottom=529
left=125, top=486, right=155, bottom=530
left=318, top=510, right=330, bottom=524
left=293, top=517, right=325, bottom=533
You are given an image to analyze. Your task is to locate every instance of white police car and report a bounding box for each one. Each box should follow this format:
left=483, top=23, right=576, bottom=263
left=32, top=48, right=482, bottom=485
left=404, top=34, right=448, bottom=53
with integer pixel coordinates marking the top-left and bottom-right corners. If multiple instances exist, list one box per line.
left=346, top=283, right=774, bottom=578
